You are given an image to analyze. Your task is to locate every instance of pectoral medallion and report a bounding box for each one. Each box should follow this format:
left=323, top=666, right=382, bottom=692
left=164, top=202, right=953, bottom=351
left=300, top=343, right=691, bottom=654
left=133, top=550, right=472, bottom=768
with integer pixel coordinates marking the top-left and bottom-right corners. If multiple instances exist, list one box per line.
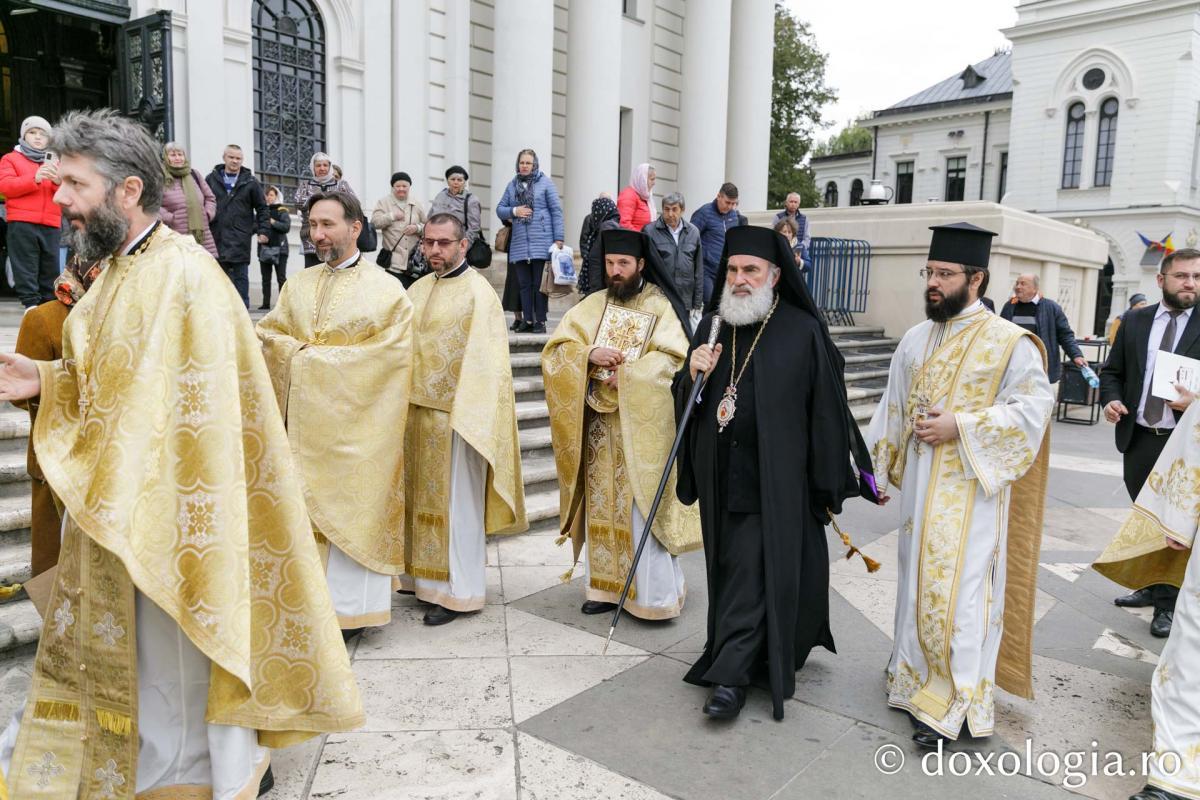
left=716, top=385, right=737, bottom=432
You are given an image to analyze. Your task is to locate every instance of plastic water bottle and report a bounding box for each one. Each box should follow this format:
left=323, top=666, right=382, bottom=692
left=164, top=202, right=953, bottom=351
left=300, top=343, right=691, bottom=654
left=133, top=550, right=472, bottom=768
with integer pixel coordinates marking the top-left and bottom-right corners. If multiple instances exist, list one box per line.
left=1080, top=364, right=1100, bottom=389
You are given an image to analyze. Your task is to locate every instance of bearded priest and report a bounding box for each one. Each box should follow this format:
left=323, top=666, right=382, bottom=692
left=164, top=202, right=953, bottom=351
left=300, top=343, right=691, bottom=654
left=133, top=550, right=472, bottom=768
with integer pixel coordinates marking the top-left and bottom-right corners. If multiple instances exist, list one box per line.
left=257, top=190, right=413, bottom=642
left=398, top=213, right=527, bottom=625
left=542, top=228, right=701, bottom=621
left=866, top=223, right=1054, bottom=749
left=677, top=225, right=873, bottom=722
left=0, top=109, right=363, bottom=799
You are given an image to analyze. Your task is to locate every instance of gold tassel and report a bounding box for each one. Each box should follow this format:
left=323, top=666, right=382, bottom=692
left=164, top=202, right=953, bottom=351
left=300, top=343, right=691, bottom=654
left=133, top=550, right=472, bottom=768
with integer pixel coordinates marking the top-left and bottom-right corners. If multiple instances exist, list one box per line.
left=32, top=699, right=80, bottom=723
left=0, top=584, right=22, bottom=602
left=95, top=707, right=132, bottom=737
left=827, top=510, right=882, bottom=573
left=554, top=533, right=569, bottom=547
left=0, top=765, right=9, bottom=800
left=559, top=561, right=578, bottom=583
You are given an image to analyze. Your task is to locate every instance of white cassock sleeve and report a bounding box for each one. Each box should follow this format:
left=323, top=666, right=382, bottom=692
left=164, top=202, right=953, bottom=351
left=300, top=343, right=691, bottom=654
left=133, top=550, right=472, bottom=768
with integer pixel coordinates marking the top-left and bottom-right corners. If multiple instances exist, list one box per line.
left=954, top=336, right=1054, bottom=498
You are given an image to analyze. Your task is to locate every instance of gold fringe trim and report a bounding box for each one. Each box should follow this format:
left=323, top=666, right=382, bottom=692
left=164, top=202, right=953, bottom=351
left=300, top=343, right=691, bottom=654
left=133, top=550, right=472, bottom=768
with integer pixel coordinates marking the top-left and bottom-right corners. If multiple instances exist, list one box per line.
left=95, top=707, right=132, bottom=737
left=408, top=566, right=450, bottom=582
left=589, top=576, right=635, bottom=599
left=416, top=511, right=447, bottom=531
left=32, top=699, right=80, bottom=723
left=827, top=510, right=881, bottom=573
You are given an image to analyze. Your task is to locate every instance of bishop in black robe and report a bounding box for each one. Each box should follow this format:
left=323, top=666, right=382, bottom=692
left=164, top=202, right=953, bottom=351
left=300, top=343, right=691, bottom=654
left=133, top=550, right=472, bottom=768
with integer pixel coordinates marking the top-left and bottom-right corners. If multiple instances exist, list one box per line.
left=675, top=225, right=877, bottom=721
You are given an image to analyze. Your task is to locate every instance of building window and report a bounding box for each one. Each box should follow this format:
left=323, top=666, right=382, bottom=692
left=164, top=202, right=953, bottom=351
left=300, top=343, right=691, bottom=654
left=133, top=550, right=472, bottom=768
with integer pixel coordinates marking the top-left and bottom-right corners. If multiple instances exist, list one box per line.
left=945, top=156, right=966, bottom=201
left=1082, top=68, right=1106, bottom=91
left=997, top=152, right=1008, bottom=201
left=895, top=161, right=913, bottom=204
left=824, top=181, right=838, bottom=207
left=1094, top=97, right=1118, bottom=187
left=850, top=179, right=863, bottom=206
left=1062, top=101, right=1085, bottom=189
left=252, top=0, right=326, bottom=197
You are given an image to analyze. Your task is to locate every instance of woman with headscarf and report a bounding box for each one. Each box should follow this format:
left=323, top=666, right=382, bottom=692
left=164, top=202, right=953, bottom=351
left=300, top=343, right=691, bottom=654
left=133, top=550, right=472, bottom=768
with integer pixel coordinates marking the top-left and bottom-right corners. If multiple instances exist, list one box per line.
left=14, top=255, right=103, bottom=576
left=496, top=148, right=563, bottom=333
left=158, top=142, right=219, bottom=258
left=617, top=163, right=656, bottom=231
left=294, top=151, right=357, bottom=267
left=579, top=195, right=621, bottom=297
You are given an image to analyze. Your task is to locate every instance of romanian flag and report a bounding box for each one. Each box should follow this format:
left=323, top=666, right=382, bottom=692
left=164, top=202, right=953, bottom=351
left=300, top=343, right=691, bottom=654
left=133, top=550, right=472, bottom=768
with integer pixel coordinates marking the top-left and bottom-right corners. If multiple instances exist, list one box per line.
left=1138, top=231, right=1176, bottom=256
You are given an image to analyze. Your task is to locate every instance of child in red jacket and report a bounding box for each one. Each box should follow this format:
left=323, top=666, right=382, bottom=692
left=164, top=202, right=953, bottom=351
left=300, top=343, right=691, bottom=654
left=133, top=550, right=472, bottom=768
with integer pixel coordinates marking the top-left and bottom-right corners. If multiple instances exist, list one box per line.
left=0, top=115, right=62, bottom=310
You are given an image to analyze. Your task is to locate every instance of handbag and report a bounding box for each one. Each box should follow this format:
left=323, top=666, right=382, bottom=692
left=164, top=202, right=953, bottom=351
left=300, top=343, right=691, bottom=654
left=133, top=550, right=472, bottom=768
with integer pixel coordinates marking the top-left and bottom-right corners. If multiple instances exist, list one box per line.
left=462, top=192, right=492, bottom=268
left=357, top=215, right=378, bottom=253
left=376, top=203, right=412, bottom=270
left=495, top=220, right=512, bottom=253
left=259, top=245, right=281, bottom=264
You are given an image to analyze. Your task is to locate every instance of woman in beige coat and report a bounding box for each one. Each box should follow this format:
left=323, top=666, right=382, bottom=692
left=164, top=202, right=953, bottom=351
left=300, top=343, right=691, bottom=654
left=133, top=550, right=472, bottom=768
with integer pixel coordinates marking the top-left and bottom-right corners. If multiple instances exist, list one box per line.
left=371, top=171, right=425, bottom=283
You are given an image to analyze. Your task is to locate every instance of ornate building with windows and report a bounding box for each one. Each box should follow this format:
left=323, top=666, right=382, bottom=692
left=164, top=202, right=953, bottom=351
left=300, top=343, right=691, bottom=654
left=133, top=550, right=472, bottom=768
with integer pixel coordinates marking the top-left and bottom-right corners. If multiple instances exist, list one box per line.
left=811, top=0, right=1200, bottom=329
left=0, top=0, right=774, bottom=245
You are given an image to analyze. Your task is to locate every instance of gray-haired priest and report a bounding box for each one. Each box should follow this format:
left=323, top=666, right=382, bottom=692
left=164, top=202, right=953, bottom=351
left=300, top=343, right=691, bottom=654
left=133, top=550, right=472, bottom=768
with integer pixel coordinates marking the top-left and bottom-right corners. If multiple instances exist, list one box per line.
left=676, top=225, right=871, bottom=722
left=867, top=223, right=1054, bottom=749
left=0, top=109, right=363, bottom=798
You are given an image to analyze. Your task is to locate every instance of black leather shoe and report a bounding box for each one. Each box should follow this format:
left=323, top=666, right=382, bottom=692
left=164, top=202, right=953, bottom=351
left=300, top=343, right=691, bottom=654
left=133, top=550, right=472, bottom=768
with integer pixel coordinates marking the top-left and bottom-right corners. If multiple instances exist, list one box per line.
left=395, top=588, right=416, bottom=595
left=258, top=765, right=274, bottom=796
left=423, top=605, right=459, bottom=626
left=1152, top=608, right=1175, bottom=638
left=580, top=600, right=617, bottom=615
left=258, top=303, right=271, bottom=311
left=509, top=319, right=523, bottom=331
left=1116, top=587, right=1156, bottom=607
left=341, top=627, right=364, bottom=643
left=912, top=721, right=947, bottom=750
left=530, top=322, right=547, bottom=334
left=515, top=321, right=534, bottom=333
left=1130, top=785, right=1188, bottom=800
left=702, top=685, right=746, bottom=719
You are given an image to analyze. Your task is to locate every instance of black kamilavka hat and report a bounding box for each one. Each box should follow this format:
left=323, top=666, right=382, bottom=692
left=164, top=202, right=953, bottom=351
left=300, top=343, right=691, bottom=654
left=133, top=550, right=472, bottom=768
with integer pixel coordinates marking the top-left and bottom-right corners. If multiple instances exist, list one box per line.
left=927, top=222, right=997, bottom=269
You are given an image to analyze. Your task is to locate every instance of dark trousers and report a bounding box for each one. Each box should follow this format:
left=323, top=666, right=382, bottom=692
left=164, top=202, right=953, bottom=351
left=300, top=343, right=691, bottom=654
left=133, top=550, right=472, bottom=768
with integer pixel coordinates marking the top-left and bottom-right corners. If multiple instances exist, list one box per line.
left=219, top=260, right=250, bottom=308
left=513, top=259, right=548, bottom=323
left=259, top=254, right=288, bottom=307
left=1124, top=425, right=1179, bottom=612
left=304, top=253, right=322, bottom=268
left=703, top=511, right=767, bottom=687
left=702, top=262, right=719, bottom=306
left=8, top=221, right=59, bottom=307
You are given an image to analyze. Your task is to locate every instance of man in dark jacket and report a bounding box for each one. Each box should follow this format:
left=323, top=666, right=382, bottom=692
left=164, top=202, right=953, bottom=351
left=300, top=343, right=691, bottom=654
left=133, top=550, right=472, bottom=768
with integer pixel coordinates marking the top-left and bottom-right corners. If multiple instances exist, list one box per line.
left=644, top=192, right=703, bottom=319
left=690, top=182, right=744, bottom=305
left=206, top=144, right=269, bottom=308
left=999, top=273, right=1085, bottom=382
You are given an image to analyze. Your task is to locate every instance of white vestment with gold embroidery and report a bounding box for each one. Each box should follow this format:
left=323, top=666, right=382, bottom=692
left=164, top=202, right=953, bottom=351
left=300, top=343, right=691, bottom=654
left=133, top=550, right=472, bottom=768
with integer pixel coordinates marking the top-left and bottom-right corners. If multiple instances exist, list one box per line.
left=1111, top=399, right=1200, bottom=797
left=866, top=301, right=1054, bottom=739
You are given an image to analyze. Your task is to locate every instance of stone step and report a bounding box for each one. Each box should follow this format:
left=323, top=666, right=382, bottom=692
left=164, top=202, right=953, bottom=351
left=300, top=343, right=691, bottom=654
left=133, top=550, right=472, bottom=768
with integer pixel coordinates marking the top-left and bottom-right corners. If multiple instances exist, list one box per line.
left=525, top=488, right=559, bottom=525
left=0, top=535, right=31, bottom=586
left=0, top=497, right=31, bottom=538
left=843, top=368, right=892, bottom=384
left=829, top=325, right=884, bottom=337
left=850, top=402, right=878, bottom=423
left=508, top=333, right=551, bottom=354
left=519, top=425, right=553, bottom=458
left=843, top=351, right=894, bottom=366
left=846, top=385, right=886, bottom=403
left=836, top=337, right=902, bottom=351
left=0, top=598, right=41, bottom=654
left=510, top=352, right=542, bottom=376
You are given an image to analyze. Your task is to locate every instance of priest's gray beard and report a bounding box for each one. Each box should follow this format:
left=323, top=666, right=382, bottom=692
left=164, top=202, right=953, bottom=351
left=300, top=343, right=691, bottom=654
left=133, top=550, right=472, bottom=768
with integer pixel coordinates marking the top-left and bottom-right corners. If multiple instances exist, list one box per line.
left=61, top=191, right=129, bottom=262
left=718, top=280, right=775, bottom=326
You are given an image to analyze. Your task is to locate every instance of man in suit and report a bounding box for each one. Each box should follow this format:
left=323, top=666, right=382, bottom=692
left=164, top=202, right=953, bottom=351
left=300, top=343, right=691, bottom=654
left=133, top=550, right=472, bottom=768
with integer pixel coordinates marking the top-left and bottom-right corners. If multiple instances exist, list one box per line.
left=1000, top=273, right=1086, bottom=382
left=1100, top=248, right=1200, bottom=637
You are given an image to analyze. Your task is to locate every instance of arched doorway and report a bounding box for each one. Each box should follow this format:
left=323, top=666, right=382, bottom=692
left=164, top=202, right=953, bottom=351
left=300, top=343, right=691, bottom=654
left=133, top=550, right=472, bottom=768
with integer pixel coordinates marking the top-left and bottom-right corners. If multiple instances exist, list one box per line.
left=824, top=181, right=838, bottom=208
left=1093, top=257, right=1114, bottom=337
left=252, top=0, right=327, bottom=197
left=850, top=178, right=863, bottom=206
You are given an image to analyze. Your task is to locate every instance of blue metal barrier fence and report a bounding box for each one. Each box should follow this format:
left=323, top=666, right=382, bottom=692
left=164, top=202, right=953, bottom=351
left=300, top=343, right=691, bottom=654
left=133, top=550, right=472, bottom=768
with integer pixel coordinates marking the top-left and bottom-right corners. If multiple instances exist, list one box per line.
left=806, top=237, right=871, bottom=326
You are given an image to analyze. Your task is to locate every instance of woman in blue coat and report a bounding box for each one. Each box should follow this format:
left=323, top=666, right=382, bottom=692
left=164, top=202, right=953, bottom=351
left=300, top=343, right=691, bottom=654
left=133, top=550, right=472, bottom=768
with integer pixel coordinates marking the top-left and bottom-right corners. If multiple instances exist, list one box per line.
left=496, top=149, right=563, bottom=333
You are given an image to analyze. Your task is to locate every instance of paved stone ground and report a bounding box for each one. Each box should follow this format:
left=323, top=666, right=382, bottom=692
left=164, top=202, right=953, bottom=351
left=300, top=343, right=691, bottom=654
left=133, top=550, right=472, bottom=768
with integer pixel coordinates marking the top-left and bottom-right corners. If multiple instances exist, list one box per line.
left=0, top=288, right=1165, bottom=799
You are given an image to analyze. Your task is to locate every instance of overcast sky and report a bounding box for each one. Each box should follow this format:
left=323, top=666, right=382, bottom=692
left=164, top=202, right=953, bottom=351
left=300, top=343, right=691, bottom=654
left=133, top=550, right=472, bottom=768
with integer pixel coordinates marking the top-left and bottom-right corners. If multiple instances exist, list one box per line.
left=786, top=0, right=1019, bottom=143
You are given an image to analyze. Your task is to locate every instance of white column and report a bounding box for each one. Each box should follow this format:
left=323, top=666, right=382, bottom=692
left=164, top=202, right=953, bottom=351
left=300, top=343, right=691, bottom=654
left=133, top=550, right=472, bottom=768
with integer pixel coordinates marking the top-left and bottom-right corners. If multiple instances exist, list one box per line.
left=490, top=0, right=554, bottom=213
left=443, top=0, right=473, bottom=175
left=393, top=0, right=431, bottom=200
left=725, top=0, right=774, bottom=212
left=564, top=0, right=622, bottom=244
left=678, top=0, right=731, bottom=213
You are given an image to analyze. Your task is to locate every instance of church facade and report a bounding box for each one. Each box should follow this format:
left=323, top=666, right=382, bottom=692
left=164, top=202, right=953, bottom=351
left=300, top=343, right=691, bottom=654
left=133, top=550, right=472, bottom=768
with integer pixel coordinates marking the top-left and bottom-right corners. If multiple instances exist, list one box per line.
left=1, top=0, right=773, bottom=242
left=812, top=0, right=1200, bottom=330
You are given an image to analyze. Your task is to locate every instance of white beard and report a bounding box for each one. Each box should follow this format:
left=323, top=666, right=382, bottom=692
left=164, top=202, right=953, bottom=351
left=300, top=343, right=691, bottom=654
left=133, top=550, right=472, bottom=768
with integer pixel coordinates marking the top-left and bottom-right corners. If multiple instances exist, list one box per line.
left=718, top=281, right=776, bottom=326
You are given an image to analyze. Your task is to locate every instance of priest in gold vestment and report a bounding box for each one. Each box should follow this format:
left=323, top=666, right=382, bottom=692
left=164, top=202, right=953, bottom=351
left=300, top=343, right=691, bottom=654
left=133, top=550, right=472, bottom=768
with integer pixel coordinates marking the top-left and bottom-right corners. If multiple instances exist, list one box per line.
left=866, top=223, right=1054, bottom=749
left=0, top=110, right=362, bottom=799
left=543, top=229, right=700, bottom=619
left=258, top=191, right=413, bottom=639
left=398, top=212, right=526, bottom=625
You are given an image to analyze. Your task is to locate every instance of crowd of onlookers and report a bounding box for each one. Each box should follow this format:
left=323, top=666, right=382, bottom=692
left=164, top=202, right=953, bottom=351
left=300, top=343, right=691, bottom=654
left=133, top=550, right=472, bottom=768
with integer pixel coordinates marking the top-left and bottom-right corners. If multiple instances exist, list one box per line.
left=0, top=115, right=815, bottom=324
